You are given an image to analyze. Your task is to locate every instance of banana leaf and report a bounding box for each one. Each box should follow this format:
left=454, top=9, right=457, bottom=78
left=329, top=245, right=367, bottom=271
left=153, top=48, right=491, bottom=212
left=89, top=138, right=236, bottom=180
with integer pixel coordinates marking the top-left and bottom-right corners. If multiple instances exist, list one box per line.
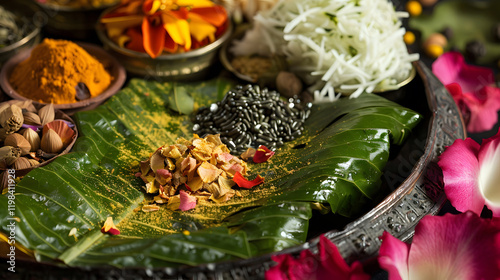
left=0, top=78, right=421, bottom=268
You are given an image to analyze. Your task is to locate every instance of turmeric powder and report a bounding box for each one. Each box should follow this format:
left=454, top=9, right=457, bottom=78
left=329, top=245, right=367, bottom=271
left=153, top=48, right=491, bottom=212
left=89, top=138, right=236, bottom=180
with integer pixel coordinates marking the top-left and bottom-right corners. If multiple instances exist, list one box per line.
left=9, top=38, right=112, bottom=104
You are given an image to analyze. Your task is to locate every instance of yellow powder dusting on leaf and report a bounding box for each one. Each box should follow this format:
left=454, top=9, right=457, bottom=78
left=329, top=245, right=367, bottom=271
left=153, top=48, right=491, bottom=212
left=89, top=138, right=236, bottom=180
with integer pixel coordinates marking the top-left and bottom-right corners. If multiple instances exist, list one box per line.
left=9, top=38, right=112, bottom=104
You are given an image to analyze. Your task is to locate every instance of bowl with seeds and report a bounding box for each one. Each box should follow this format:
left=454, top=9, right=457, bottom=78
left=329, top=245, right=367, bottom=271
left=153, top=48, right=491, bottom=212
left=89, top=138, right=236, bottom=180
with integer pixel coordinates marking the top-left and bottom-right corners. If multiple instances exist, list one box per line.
left=0, top=100, right=78, bottom=191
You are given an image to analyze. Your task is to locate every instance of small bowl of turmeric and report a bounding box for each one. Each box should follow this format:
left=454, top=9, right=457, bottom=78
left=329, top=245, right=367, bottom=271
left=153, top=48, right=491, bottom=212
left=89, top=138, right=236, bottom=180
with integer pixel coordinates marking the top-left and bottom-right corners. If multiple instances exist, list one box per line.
left=0, top=38, right=126, bottom=114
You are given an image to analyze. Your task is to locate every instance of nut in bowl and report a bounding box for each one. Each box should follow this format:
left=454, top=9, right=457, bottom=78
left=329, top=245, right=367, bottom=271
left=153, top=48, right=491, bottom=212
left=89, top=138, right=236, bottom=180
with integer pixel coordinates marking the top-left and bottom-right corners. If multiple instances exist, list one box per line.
left=96, top=0, right=232, bottom=80
left=0, top=39, right=126, bottom=115
left=0, top=100, right=78, bottom=191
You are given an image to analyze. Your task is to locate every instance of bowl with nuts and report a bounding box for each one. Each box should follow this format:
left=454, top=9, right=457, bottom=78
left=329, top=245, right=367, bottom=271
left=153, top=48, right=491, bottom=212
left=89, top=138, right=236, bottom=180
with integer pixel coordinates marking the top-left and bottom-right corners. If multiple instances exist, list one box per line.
left=0, top=100, right=78, bottom=190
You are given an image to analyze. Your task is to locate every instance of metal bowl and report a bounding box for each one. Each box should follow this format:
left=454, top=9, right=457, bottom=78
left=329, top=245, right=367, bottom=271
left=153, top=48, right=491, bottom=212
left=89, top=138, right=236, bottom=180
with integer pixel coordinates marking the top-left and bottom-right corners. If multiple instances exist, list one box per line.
left=96, top=9, right=232, bottom=81
left=33, top=0, right=119, bottom=40
left=0, top=2, right=41, bottom=67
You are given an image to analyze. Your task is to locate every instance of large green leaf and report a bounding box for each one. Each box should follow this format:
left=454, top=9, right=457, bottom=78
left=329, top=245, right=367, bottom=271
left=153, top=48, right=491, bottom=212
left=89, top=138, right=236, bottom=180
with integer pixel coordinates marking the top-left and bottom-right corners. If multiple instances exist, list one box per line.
left=0, top=78, right=421, bottom=268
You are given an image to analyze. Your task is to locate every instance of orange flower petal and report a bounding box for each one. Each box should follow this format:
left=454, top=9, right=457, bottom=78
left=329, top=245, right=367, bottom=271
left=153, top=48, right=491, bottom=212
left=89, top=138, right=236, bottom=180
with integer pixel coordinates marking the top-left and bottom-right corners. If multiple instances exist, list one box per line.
left=190, top=6, right=227, bottom=27
left=142, top=17, right=166, bottom=58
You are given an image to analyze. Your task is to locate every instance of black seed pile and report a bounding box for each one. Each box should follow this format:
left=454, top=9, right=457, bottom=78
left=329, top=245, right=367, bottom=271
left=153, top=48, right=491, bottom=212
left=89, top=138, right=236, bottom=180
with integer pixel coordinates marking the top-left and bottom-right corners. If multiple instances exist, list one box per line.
left=193, top=84, right=312, bottom=154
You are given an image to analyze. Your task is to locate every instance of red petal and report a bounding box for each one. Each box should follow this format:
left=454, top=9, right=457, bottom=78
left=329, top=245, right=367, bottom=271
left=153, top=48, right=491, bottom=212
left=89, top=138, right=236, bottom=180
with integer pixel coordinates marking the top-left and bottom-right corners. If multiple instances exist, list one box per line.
left=124, top=27, right=145, bottom=53
left=164, top=32, right=178, bottom=53
left=233, top=172, right=264, bottom=189
left=142, top=16, right=165, bottom=58
left=253, top=145, right=275, bottom=163
left=190, top=6, right=228, bottom=27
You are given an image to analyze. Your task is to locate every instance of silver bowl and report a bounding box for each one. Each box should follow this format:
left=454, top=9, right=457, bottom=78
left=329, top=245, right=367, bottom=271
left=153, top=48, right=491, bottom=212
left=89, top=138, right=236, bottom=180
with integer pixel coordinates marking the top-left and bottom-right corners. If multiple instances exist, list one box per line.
left=96, top=9, right=232, bottom=81
left=33, top=0, right=119, bottom=39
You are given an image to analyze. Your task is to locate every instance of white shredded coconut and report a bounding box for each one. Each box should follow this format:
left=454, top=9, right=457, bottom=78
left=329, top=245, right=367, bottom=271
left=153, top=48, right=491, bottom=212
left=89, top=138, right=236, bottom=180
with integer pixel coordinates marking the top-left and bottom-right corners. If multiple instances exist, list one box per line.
left=230, top=0, right=419, bottom=103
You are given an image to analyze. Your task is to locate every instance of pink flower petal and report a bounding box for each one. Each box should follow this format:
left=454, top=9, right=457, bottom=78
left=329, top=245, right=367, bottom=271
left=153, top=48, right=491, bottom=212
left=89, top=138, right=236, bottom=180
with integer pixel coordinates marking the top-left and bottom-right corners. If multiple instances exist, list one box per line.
left=179, top=190, right=196, bottom=211
left=378, top=231, right=410, bottom=280
left=407, top=212, right=500, bottom=280
left=432, top=52, right=494, bottom=93
left=438, top=138, right=485, bottom=215
left=478, top=129, right=500, bottom=216
left=466, top=86, right=500, bottom=133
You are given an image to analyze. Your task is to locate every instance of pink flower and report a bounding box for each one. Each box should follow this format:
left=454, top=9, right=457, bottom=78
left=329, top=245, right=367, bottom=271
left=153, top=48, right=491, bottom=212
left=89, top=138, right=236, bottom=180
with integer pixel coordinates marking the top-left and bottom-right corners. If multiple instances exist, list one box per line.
left=265, top=235, right=370, bottom=280
left=378, top=211, right=500, bottom=280
left=432, top=51, right=500, bottom=133
left=438, top=129, right=500, bottom=216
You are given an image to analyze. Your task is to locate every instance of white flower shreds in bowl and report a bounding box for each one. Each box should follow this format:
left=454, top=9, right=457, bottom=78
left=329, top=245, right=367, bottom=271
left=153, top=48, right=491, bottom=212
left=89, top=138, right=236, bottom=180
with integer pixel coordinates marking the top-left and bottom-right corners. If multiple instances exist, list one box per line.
left=230, top=0, right=419, bottom=102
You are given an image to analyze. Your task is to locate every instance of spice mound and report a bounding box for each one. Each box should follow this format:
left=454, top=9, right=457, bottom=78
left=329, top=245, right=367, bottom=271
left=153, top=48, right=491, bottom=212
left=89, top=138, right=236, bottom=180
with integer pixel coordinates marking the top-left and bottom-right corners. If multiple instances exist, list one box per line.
left=137, top=134, right=264, bottom=212
left=8, top=38, right=112, bottom=104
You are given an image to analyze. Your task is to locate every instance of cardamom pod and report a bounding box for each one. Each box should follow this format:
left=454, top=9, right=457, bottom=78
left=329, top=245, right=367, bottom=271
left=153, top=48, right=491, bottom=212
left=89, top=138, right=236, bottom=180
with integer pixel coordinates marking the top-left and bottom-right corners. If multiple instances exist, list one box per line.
left=38, top=104, right=55, bottom=126
left=4, top=133, right=31, bottom=155
left=28, top=158, right=40, bottom=167
left=0, top=146, right=21, bottom=166
left=11, top=100, right=37, bottom=113
left=41, top=129, right=63, bottom=154
left=23, top=111, right=42, bottom=126
left=0, top=104, right=23, bottom=134
left=22, top=128, right=41, bottom=152
left=13, top=157, right=31, bottom=170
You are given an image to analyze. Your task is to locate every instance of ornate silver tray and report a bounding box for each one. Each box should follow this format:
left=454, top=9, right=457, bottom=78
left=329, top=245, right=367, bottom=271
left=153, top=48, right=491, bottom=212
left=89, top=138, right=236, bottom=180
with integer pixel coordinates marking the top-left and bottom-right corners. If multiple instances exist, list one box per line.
left=0, top=61, right=465, bottom=279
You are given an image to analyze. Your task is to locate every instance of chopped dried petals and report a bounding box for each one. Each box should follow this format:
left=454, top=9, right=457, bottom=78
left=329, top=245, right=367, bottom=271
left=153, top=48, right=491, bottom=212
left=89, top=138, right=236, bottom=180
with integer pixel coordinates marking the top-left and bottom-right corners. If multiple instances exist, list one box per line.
left=167, top=195, right=180, bottom=210
left=241, top=147, right=256, bottom=161
left=253, top=145, right=275, bottom=163
left=101, top=217, right=120, bottom=235
left=233, top=172, right=264, bottom=189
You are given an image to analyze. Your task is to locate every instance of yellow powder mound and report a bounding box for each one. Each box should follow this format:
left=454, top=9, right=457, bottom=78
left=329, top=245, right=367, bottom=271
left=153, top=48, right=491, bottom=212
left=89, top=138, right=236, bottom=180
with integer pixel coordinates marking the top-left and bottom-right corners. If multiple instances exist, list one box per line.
left=9, top=38, right=111, bottom=104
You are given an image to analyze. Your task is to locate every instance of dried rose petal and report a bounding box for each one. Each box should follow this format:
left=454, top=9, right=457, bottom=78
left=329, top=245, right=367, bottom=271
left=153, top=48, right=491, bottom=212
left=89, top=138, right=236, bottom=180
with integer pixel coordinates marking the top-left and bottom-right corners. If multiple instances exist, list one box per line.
left=179, top=190, right=197, bottom=211
left=233, top=172, right=264, bottom=189
left=197, top=161, right=222, bottom=183
left=253, top=145, right=275, bottom=163
left=101, top=217, right=120, bottom=235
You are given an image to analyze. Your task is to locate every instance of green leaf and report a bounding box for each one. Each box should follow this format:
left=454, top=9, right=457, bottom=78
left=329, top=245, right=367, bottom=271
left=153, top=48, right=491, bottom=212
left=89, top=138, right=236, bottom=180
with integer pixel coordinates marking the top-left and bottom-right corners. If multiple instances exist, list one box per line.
left=0, top=78, right=421, bottom=268
left=167, top=86, right=195, bottom=115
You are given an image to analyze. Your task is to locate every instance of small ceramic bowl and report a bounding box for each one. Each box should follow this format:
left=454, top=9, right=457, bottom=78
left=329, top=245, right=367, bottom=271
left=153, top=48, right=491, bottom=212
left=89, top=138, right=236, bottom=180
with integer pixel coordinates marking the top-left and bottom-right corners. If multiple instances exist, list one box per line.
left=0, top=41, right=126, bottom=115
left=0, top=100, right=78, bottom=179
left=96, top=9, right=232, bottom=81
